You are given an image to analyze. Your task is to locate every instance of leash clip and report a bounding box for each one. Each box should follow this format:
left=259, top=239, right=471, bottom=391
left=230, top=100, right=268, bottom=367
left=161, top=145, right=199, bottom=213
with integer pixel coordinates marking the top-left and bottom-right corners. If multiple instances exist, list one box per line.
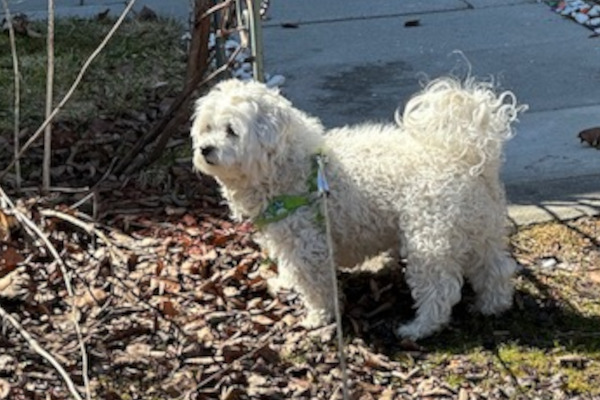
left=315, top=154, right=330, bottom=197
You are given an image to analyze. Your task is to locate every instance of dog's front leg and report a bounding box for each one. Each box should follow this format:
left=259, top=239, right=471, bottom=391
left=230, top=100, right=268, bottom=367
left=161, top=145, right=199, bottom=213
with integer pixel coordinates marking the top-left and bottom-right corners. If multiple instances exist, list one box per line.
left=263, top=219, right=336, bottom=329
left=279, top=249, right=336, bottom=328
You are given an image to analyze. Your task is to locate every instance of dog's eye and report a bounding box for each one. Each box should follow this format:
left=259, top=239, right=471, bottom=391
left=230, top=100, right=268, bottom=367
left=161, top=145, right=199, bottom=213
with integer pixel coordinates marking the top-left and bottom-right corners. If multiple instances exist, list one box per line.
left=226, top=125, right=237, bottom=138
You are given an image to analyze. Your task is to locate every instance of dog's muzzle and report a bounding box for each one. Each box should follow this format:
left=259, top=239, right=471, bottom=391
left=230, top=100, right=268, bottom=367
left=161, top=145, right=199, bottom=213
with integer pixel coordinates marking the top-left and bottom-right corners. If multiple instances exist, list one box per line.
left=200, top=145, right=217, bottom=165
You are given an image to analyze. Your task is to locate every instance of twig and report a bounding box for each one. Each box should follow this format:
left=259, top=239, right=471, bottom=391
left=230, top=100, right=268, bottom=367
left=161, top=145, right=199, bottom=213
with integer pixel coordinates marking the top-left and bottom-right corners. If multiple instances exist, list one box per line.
left=69, top=191, right=96, bottom=210
left=43, top=0, right=55, bottom=192
left=18, top=186, right=90, bottom=194
left=0, top=186, right=90, bottom=400
left=1, top=0, right=22, bottom=190
left=39, top=208, right=128, bottom=266
left=0, top=0, right=139, bottom=182
left=202, top=0, right=233, bottom=20
left=0, top=305, right=84, bottom=400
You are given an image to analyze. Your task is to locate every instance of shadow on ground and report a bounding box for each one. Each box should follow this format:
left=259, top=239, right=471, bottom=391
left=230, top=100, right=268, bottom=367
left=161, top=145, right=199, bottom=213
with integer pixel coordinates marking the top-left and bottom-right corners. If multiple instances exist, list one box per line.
left=340, top=263, right=600, bottom=357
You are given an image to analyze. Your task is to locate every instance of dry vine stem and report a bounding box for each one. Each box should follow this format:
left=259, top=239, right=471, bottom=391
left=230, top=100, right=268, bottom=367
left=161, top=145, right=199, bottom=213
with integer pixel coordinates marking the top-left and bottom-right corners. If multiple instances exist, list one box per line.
left=0, top=186, right=91, bottom=400
left=0, top=0, right=138, bottom=182
left=0, top=305, right=84, bottom=400
left=0, top=0, right=22, bottom=190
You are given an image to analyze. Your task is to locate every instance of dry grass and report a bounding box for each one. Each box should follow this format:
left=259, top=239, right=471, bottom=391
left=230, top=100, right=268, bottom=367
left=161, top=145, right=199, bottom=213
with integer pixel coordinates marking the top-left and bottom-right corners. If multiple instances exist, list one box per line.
left=0, top=16, right=187, bottom=135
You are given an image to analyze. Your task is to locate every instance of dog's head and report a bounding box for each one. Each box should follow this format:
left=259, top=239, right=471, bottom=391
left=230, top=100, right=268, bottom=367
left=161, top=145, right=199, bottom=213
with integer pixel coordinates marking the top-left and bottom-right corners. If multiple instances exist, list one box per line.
left=190, top=79, right=296, bottom=185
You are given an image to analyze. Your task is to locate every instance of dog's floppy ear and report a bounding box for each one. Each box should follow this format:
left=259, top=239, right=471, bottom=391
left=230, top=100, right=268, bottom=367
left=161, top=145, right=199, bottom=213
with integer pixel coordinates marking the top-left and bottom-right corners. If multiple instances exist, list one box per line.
left=251, top=98, right=293, bottom=150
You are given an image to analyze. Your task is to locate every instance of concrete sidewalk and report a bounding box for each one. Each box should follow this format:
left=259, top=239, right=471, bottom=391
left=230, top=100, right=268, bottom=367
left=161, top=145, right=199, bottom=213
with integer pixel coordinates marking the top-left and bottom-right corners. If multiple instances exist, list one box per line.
left=3, top=0, right=600, bottom=225
left=261, top=0, right=600, bottom=225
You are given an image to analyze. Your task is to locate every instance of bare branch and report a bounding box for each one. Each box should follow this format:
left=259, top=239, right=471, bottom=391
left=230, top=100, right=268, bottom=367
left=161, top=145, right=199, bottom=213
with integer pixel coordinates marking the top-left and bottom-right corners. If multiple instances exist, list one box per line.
left=0, top=0, right=139, bottom=182
left=0, top=0, right=22, bottom=190
left=114, top=0, right=213, bottom=176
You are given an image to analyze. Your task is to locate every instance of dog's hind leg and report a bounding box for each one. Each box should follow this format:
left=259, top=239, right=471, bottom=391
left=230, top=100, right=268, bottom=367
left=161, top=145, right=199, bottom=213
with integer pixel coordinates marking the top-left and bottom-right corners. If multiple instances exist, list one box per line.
left=396, top=255, right=464, bottom=340
left=395, top=217, right=464, bottom=340
left=466, top=242, right=515, bottom=316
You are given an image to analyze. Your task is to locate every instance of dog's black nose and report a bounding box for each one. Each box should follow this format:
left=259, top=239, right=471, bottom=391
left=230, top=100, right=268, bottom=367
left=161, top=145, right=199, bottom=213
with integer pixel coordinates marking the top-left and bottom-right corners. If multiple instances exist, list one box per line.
left=201, top=145, right=216, bottom=157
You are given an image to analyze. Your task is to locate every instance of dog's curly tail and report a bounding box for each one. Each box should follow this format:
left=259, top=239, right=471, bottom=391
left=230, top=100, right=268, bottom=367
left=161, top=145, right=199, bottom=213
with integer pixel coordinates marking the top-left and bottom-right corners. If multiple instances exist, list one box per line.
left=396, top=77, right=527, bottom=176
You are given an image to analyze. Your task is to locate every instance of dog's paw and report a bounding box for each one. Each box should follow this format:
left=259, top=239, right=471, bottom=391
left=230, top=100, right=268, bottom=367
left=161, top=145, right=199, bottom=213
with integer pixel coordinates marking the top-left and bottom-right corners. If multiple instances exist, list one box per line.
left=471, top=296, right=513, bottom=316
left=300, top=309, right=332, bottom=330
left=266, top=277, right=289, bottom=297
left=395, top=320, right=438, bottom=341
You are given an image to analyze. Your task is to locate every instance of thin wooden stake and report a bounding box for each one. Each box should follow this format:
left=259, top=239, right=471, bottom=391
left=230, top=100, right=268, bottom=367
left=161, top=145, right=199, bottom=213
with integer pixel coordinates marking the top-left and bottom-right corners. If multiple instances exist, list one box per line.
left=43, top=0, right=55, bottom=192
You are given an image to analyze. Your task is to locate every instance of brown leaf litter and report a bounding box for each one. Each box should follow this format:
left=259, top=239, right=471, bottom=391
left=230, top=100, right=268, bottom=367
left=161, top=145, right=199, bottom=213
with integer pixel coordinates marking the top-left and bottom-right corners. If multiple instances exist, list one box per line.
left=0, top=179, right=600, bottom=399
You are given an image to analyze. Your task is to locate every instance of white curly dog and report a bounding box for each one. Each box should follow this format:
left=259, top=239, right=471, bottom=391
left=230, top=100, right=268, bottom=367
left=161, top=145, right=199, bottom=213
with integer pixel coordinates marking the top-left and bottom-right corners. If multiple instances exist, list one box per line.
left=191, top=77, right=526, bottom=340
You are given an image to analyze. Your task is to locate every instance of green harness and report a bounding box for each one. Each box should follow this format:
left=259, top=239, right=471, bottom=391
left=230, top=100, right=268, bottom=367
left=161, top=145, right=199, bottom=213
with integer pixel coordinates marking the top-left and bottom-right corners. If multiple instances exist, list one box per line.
left=253, top=153, right=325, bottom=229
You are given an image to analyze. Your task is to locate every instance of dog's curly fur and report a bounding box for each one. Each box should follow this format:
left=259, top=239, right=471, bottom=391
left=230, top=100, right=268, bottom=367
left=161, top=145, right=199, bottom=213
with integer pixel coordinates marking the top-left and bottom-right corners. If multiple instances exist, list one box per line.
left=191, top=77, right=526, bottom=340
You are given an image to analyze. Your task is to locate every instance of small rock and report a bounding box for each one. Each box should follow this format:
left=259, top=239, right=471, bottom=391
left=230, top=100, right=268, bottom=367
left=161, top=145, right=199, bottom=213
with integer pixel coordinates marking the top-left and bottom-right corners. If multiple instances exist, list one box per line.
left=540, top=257, right=558, bottom=269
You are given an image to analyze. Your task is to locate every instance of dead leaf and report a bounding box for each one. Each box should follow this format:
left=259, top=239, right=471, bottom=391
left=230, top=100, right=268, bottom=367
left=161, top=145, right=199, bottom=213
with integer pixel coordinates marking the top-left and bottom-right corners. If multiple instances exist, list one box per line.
left=0, top=210, right=15, bottom=241
left=0, top=267, right=28, bottom=299
left=0, top=378, right=9, bottom=400
left=161, top=299, right=179, bottom=317
left=221, top=345, right=245, bottom=363
left=380, top=388, right=396, bottom=400
left=251, top=315, right=274, bottom=326
left=358, top=381, right=383, bottom=394
left=151, top=276, right=181, bottom=294
left=256, top=344, right=279, bottom=364
left=589, top=269, right=600, bottom=284
left=578, top=127, right=600, bottom=148
left=182, top=214, right=197, bottom=226
left=287, top=377, right=311, bottom=396
left=220, top=386, right=244, bottom=400
left=363, top=351, right=394, bottom=371
left=222, top=286, right=240, bottom=297
left=280, top=313, right=297, bottom=326
left=404, top=19, right=421, bottom=27
left=0, top=355, right=15, bottom=376
left=73, top=287, right=108, bottom=308
left=0, top=247, right=24, bottom=277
